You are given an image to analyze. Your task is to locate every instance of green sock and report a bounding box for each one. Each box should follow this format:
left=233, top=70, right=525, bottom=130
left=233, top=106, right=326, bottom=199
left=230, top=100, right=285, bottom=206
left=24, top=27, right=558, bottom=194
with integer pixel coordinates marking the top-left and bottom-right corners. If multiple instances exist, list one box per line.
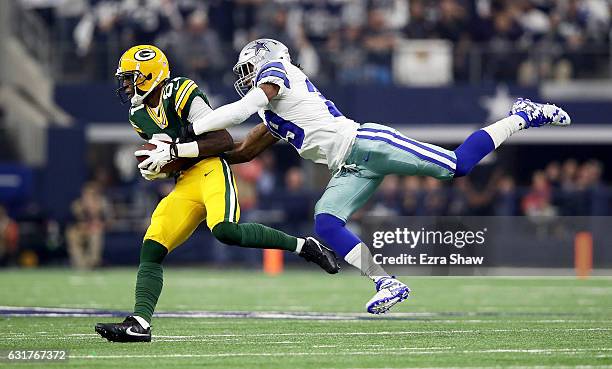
left=212, top=222, right=298, bottom=252
left=133, top=240, right=168, bottom=323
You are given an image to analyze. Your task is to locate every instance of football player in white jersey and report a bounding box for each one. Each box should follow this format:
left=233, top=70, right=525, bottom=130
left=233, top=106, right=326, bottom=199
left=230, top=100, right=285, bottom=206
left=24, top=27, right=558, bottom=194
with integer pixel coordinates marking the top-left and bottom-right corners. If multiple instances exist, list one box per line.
left=172, top=39, right=571, bottom=314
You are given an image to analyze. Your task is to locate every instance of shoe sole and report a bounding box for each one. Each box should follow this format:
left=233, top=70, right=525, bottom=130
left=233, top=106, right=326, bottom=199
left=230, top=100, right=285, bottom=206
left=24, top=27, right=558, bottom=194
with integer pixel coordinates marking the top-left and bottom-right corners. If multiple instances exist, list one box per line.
left=366, top=287, right=410, bottom=315
left=324, top=252, right=340, bottom=274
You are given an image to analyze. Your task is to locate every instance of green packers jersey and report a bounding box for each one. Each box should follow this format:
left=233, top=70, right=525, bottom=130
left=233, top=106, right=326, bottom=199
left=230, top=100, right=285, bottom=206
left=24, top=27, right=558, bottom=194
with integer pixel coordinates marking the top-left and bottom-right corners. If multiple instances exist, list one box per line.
left=128, top=77, right=210, bottom=140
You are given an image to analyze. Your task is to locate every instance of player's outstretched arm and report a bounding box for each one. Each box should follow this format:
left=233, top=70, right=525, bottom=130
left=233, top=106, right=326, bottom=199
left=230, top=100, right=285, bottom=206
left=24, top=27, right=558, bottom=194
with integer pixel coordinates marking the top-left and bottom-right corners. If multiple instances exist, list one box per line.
left=190, top=88, right=268, bottom=135
left=190, top=84, right=280, bottom=136
left=172, top=96, right=234, bottom=159
left=192, top=129, right=234, bottom=157
left=225, top=123, right=279, bottom=164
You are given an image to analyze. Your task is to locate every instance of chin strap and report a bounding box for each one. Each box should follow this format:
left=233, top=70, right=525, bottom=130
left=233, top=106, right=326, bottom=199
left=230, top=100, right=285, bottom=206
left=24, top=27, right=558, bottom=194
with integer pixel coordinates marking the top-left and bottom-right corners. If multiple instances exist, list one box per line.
left=131, top=70, right=165, bottom=107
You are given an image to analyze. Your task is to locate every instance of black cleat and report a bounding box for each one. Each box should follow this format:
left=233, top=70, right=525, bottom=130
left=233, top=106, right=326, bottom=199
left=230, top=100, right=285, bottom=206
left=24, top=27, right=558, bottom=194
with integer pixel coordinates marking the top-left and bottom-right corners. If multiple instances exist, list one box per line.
left=95, top=316, right=151, bottom=343
left=299, top=237, right=340, bottom=274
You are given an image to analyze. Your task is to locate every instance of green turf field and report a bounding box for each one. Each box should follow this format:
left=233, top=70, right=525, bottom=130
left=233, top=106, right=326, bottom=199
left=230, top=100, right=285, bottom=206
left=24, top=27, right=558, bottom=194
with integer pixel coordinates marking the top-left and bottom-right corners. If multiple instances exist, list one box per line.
left=0, top=268, right=611, bottom=369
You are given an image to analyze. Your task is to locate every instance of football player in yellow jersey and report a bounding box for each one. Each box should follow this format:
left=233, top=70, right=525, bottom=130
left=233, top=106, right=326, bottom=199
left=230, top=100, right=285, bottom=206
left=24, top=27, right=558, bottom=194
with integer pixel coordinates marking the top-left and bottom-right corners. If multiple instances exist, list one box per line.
left=95, top=45, right=339, bottom=343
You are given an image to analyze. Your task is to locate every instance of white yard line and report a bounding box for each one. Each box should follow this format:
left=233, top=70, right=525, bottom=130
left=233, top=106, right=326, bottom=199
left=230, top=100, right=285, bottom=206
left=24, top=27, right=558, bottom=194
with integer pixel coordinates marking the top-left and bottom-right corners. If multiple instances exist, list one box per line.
left=1, top=306, right=611, bottom=324
left=69, top=348, right=612, bottom=360
left=1, top=328, right=610, bottom=342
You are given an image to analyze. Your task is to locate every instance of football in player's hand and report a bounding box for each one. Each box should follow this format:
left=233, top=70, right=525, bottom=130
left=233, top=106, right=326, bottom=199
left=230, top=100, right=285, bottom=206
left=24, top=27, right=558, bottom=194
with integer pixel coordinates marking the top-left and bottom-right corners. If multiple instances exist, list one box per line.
left=136, top=142, right=193, bottom=174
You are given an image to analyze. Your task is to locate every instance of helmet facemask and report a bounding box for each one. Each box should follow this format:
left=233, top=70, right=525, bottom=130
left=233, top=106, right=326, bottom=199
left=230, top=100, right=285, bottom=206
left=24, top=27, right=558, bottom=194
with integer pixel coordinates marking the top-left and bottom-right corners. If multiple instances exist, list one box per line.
left=233, top=39, right=292, bottom=97
left=233, top=60, right=256, bottom=97
left=115, top=70, right=148, bottom=105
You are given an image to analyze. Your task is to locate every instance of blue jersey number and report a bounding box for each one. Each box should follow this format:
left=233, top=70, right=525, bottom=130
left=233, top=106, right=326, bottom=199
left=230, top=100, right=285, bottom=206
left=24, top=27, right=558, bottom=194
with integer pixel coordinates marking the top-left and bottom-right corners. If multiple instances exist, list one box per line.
left=264, top=110, right=305, bottom=149
left=305, top=78, right=343, bottom=117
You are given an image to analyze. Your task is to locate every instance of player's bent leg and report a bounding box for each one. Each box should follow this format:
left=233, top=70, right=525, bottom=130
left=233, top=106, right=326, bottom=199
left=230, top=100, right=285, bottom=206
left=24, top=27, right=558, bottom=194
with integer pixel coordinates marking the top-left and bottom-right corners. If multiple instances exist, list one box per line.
left=355, top=98, right=571, bottom=180
left=314, top=213, right=410, bottom=314
left=211, top=221, right=339, bottom=274
left=313, top=171, right=383, bottom=271
left=314, top=171, right=411, bottom=313
left=205, top=158, right=339, bottom=273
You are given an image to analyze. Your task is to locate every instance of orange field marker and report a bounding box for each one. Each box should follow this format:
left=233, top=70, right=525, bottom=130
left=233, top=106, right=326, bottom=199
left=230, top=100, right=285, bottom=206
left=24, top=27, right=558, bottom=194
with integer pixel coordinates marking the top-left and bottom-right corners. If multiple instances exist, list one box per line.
left=263, top=249, right=284, bottom=275
left=574, top=232, right=593, bottom=279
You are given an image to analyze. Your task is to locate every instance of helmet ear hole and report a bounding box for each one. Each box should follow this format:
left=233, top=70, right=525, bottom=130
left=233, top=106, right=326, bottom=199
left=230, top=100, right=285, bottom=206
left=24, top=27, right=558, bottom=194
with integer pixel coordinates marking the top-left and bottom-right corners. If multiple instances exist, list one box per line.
left=146, top=73, right=152, bottom=80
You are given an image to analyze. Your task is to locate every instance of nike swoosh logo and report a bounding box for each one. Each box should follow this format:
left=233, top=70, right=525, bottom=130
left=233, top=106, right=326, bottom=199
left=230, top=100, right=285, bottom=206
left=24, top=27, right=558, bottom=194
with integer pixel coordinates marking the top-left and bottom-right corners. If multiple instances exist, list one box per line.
left=125, top=327, right=149, bottom=337
left=204, top=170, right=214, bottom=177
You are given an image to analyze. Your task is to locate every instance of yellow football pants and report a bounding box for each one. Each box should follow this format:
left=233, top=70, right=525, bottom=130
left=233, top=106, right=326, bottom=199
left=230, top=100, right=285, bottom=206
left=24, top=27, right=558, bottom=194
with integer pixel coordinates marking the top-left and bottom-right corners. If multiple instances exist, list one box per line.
left=144, top=157, right=240, bottom=252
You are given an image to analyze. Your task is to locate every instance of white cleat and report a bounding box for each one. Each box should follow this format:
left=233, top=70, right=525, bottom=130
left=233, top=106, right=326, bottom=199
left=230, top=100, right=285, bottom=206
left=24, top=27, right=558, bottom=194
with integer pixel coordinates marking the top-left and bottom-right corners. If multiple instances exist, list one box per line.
left=365, top=276, right=410, bottom=315
left=510, top=98, right=571, bottom=128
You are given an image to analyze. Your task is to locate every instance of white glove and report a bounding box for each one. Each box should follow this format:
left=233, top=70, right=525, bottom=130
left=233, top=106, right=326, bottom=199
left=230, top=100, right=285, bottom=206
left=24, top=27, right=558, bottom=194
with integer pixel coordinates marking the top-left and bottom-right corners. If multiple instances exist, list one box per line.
left=140, top=167, right=169, bottom=181
left=135, top=139, right=177, bottom=173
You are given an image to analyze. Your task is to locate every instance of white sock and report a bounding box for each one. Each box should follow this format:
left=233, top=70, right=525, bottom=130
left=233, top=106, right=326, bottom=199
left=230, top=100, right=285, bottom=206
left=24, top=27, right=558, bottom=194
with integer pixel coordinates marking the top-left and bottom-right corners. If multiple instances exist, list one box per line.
left=294, top=238, right=305, bottom=254
left=482, top=115, right=525, bottom=148
left=133, top=315, right=150, bottom=329
left=344, top=243, right=388, bottom=282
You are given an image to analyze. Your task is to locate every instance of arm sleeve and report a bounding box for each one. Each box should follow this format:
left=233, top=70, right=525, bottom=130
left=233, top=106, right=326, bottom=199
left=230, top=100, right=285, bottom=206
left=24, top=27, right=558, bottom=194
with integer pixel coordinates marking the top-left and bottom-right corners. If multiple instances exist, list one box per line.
left=186, top=96, right=213, bottom=123
left=191, top=87, right=269, bottom=135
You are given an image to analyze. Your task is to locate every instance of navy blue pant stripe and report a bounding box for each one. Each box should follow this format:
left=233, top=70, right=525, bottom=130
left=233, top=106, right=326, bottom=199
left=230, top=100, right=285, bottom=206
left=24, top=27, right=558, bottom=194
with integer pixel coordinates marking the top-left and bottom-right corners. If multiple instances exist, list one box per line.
left=357, top=127, right=456, bottom=163
left=356, top=134, right=455, bottom=173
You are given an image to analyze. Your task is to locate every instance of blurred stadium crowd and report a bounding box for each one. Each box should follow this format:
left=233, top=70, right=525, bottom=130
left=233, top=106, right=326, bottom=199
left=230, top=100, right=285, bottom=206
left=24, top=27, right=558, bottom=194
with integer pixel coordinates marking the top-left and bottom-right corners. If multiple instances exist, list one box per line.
left=73, top=152, right=610, bottom=228
left=2, top=153, right=607, bottom=267
left=223, top=155, right=609, bottom=221
left=2, top=0, right=611, bottom=268
left=23, top=0, right=612, bottom=84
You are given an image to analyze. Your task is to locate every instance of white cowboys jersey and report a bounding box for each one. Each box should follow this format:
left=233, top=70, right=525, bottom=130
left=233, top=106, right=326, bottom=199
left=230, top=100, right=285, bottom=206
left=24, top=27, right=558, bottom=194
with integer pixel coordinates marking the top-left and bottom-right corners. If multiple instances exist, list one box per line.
left=255, top=59, right=359, bottom=171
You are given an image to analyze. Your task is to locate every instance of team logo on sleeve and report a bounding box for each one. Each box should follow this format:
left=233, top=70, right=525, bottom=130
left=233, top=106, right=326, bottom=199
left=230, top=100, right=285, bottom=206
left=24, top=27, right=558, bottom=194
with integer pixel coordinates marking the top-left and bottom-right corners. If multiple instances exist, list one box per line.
left=134, top=49, right=157, bottom=61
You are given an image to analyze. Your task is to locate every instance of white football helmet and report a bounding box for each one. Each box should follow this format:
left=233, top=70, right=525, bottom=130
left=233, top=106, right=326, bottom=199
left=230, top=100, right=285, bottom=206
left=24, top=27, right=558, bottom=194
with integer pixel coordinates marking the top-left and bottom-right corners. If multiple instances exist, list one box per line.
left=233, top=38, right=291, bottom=97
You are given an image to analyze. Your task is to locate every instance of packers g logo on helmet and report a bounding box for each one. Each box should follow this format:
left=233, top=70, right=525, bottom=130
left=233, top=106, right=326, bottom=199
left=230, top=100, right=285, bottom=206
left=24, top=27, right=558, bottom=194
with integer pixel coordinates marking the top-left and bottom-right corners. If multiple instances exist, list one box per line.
left=116, top=45, right=170, bottom=106
left=134, top=48, right=157, bottom=61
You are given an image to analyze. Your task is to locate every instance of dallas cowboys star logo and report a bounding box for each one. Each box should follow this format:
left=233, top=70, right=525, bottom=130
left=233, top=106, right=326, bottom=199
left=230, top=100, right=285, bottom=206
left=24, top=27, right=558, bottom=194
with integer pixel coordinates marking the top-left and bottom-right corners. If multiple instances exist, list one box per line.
left=249, top=40, right=274, bottom=55
left=480, top=85, right=516, bottom=122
